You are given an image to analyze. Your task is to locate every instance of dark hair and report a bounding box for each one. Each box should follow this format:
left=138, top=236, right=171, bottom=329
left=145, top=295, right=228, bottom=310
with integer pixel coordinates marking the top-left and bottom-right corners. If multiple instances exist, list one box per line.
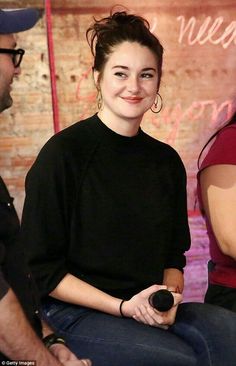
left=86, top=10, right=164, bottom=91
left=197, top=111, right=236, bottom=169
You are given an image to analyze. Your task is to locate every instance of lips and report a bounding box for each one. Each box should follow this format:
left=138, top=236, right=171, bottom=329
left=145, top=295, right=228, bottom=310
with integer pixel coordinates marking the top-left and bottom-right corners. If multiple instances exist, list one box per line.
left=122, top=96, right=143, bottom=103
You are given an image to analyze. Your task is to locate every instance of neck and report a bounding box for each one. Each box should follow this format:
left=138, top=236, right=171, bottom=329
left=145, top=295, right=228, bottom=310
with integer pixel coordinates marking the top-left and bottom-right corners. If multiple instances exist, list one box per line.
left=97, top=110, right=141, bottom=137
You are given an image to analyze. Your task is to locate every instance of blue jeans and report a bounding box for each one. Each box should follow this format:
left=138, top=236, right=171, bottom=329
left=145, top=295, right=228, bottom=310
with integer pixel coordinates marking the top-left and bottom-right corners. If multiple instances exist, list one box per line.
left=42, top=298, right=236, bottom=366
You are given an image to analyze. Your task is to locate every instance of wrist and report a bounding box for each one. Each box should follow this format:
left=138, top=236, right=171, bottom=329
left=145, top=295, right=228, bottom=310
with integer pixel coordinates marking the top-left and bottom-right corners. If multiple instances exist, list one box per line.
left=42, top=333, right=66, bottom=349
left=119, top=299, right=128, bottom=318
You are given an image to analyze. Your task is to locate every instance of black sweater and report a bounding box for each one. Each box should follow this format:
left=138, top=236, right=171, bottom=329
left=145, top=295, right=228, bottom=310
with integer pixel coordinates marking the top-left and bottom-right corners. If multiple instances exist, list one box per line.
left=21, top=114, right=190, bottom=300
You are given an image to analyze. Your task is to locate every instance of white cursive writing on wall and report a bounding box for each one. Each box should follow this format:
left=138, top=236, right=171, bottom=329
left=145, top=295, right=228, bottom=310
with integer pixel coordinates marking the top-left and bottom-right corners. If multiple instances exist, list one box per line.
left=151, top=99, right=234, bottom=145
left=177, top=15, right=236, bottom=49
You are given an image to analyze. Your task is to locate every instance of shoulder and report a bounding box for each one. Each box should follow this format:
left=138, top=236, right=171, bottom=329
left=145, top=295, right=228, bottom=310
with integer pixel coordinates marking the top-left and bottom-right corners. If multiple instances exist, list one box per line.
left=46, top=114, right=98, bottom=149
left=141, top=131, right=186, bottom=169
left=34, top=114, right=99, bottom=162
left=213, top=123, right=236, bottom=141
left=26, top=115, right=100, bottom=180
left=217, top=124, right=236, bottom=143
left=200, top=124, right=236, bottom=171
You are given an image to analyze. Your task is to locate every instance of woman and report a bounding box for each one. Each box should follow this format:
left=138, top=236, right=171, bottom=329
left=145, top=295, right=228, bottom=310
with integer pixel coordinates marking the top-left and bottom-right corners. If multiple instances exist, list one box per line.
left=198, top=111, right=236, bottom=312
left=21, top=10, right=236, bottom=366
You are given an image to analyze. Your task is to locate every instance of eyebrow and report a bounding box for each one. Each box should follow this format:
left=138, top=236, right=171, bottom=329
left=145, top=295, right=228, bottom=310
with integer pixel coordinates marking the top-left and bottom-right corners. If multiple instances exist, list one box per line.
left=112, top=65, right=157, bottom=72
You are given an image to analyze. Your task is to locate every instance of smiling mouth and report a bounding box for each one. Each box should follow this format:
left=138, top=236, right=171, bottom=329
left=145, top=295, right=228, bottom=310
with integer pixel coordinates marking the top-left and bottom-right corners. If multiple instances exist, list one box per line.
left=122, top=97, right=143, bottom=103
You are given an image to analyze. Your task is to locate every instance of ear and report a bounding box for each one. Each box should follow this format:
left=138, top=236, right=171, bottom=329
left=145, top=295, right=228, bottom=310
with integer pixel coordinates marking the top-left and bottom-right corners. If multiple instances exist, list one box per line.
left=93, top=69, right=100, bottom=90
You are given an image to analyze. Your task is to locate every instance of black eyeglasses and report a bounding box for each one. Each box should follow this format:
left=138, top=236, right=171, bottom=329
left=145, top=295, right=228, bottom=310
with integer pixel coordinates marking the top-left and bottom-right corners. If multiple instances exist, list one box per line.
left=0, top=48, right=25, bottom=68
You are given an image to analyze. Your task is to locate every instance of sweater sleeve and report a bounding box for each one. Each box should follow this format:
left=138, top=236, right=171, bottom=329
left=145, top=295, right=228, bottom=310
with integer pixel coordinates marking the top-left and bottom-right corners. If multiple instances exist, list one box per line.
left=20, top=136, right=78, bottom=298
left=164, top=152, right=191, bottom=271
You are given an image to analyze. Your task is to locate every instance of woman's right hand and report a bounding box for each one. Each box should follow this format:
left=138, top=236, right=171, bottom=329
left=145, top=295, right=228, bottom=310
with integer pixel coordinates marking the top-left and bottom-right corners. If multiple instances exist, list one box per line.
left=121, top=284, right=182, bottom=329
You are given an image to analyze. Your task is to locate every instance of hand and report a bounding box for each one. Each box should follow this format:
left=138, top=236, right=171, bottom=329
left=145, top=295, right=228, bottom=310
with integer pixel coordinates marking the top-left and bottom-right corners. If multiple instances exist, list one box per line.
left=122, top=284, right=182, bottom=328
left=49, top=343, right=92, bottom=366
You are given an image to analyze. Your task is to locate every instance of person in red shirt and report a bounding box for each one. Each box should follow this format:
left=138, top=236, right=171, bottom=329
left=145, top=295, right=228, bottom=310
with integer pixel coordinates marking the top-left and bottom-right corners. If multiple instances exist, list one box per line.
left=198, top=111, right=236, bottom=312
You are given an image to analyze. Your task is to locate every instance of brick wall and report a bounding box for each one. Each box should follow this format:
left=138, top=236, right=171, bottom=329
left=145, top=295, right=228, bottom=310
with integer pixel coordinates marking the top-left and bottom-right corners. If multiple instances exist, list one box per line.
left=0, top=0, right=235, bottom=302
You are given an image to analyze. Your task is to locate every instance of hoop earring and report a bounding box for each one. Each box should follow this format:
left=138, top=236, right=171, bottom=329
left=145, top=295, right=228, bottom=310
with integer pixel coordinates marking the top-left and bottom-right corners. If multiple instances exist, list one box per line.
left=151, top=93, right=163, bottom=114
left=97, top=89, right=103, bottom=110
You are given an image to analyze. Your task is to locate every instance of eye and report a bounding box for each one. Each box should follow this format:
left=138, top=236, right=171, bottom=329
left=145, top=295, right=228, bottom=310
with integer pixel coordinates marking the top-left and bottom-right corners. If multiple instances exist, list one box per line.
left=141, top=73, right=154, bottom=79
left=114, top=72, right=127, bottom=78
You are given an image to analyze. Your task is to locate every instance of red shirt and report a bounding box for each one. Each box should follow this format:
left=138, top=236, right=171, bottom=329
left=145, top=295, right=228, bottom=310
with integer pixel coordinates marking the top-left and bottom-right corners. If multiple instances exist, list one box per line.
left=198, top=124, right=236, bottom=288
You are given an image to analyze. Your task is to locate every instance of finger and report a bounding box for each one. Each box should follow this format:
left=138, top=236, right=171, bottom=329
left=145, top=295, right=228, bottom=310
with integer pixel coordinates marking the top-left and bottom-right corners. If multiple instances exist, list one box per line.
left=133, top=306, right=149, bottom=324
left=59, top=349, right=78, bottom=361
left=142, top=305, right=169, bottom=329
left=146, top=306, right=166, bottom=324
left=172, top=292, right=182, bottom=306
left=81, top=359, right=92, bottom=366
left=154, top=323, right=169, bottom=330
left=49, top=344, right=70, bottom=361
left=137, top=305, right=166, bottom=327
left=153, top=304, right=177, bottom=326
left=139, top=304, right=158, bottom=326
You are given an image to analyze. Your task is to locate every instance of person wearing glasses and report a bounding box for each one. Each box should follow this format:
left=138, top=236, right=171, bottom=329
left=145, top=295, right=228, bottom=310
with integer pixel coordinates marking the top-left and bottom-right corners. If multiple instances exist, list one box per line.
left=20, top=9, right=236, bottom=366
left=0, top=48, right=24, bottom=65
left=0, top=8, right=91, bottom=366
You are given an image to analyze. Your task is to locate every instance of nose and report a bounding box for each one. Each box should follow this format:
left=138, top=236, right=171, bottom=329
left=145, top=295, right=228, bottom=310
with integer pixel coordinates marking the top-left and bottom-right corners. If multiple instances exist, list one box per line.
left=127, top=76, right=140, bottom=94
left=14, top=65, right=21, bottom=76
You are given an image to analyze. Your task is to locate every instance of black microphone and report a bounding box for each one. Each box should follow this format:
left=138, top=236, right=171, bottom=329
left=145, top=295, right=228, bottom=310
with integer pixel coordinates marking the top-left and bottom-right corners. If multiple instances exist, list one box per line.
left=148, top=289, right=174, bottom=312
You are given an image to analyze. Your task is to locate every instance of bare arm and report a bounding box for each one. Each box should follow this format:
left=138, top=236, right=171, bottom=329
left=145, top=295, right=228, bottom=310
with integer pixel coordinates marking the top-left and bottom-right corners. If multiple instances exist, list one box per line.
left=0, top=288, right=64, bottom=365
left=50, top=273, right=121, bottom=316
left=0, top=289, right=91, bottom=366
left=41, top=319, right=91, bottom=366
left=50, top=273, right=182, bottom=328
left=200, top=164, right=236, bottom=260
left=163, top=268, right=184, bottom=293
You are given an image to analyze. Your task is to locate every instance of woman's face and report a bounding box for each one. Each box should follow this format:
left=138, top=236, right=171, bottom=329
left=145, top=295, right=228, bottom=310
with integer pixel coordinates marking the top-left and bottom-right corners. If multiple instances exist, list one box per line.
left=94, top=41, right=159, bottom=128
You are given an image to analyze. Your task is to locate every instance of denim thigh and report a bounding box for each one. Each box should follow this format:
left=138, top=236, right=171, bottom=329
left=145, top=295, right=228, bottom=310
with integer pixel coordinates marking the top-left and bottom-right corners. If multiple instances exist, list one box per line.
left=42, top=298, right=196, bottom=366
left=172, top=302, right=236, bottom=366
